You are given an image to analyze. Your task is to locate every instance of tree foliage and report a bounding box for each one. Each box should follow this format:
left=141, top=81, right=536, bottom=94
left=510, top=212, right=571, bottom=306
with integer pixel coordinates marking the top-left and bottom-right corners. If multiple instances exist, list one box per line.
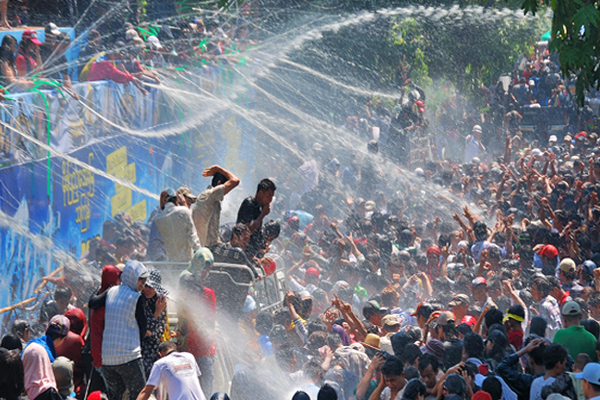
left=521, top=0, right=600, bottom=105
left=389, top=8, right=549, bottom=95
left=287, top=6, right=548, bottom=109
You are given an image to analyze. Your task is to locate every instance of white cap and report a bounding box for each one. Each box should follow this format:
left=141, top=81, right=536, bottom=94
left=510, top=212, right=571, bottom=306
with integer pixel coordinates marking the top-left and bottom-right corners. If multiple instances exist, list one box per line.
left=472, top=125, right=482, bottom=133
left=531, top=148, right=543, bottom=156
left=125, top=28, right=139, bottom=41
left=549, top=135, right=557, bottom=143
left=147, top=35, right=163, bottom=49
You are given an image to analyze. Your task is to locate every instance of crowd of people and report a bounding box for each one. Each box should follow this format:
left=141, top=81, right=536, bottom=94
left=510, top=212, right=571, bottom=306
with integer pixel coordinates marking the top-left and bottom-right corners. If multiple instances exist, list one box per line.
left=0, top=12, right=255, bottom=95
left=3, top=5, right=600, bottom=400
left=0, top=12, right=256, bottom=161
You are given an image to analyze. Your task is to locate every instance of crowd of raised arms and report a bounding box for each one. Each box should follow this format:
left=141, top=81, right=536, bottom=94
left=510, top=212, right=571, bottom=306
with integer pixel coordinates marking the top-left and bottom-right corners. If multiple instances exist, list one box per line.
left=2, top=4, right=600, bottom=400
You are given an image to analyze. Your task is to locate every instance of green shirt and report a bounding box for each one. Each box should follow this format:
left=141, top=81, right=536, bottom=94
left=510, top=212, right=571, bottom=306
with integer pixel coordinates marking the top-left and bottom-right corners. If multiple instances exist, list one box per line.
left=553, top=325, right=598, bottom=362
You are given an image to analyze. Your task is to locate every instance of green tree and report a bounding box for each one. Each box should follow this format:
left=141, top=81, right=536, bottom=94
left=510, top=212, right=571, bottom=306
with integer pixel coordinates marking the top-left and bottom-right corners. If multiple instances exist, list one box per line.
left=521, top=0, right=600, bottom=105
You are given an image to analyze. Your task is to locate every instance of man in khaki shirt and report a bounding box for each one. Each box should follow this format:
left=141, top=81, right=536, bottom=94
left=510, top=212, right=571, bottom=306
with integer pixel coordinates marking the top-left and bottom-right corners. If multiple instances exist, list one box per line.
left=191, top=165, right=240, bottom=247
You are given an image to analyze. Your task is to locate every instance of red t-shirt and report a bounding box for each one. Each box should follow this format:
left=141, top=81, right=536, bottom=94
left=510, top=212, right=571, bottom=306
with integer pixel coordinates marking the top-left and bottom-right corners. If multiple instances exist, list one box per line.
left=56, top=331, right=85, bottom=397
left=185, top=287, right=217, bottom=357
left=508, top=329, right=524, bottom=351
left=15, top=53, right=36, bottom=77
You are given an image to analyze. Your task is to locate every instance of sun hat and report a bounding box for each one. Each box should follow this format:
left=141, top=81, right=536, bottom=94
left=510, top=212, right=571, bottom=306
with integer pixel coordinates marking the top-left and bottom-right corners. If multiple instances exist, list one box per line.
left=146, top=269, right=169, bottom=296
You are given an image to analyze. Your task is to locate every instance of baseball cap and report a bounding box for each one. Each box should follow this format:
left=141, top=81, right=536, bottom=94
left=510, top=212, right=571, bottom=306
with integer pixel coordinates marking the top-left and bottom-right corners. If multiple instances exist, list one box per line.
left=147, top=35, right=163, bottom=50
left=305, top=267, right=320, bottom=279
left=22, top=29, right=42, bottom=45
left=163, top=187, right=177, bottom=201
left=472, top=125, right=482, bottom=133
left=539, top=244, right=558, bottom=259
left=583, top=260, right=597, bottom=276
left=364, top=200, right=376, bottom=211
left=362, top=300, right=388, bottom=319
left=52, top=356, right=74, bottom=395
left=549, top=135, right=558, bottom=143
left=436, top=311, right=456, bottom=326
left=575, top=131, right=587, bottom=140
left=575, top=362, right=600, bottom=384
left=125, top=28, right=140, bottom=41
left=562, top=300, right=582, bottom=316
left=448, top=294, right=470, bottom=307
left=87, top=392, right=107, bottom=400
left=177, top=186, right=196, bottom=202
left=531, top=148, right=543, bottom=156
left=382, top=315, right=400, bottom=329
left=47, top=315, right=70, bottom=336
left=559, top=258, right=576, bottom=273
left=460, top=315, right=477, bottom=326
left=564, top=134, right=572, bottom=142
left=45, top=22, right=60, bottom=36
left=472, top=276, right=487, bottom=287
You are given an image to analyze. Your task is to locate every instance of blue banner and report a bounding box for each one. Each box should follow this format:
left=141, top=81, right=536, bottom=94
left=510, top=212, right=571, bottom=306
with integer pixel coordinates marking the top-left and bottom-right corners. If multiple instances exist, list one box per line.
left=0, top=68, right=256, bottom=317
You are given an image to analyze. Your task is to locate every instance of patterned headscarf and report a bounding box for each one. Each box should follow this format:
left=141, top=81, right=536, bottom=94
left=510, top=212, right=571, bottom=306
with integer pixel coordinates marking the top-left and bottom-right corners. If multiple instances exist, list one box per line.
left=187, top=247, right=214, bottom=276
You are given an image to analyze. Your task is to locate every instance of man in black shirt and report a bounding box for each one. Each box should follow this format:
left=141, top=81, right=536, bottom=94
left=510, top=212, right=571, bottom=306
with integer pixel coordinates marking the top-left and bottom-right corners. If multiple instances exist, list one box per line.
left=236, top=178, right=276, bottom=258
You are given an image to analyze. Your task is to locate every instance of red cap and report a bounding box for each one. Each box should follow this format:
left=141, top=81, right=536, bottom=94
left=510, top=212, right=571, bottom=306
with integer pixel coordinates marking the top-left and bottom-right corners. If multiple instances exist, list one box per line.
left=22, top=29, right=42, bottom=45
left=540, top=244, right=558, bottom=259
left=575, top=131, right=587, bottom=139
left=472, top=276, right=487, bottom=287
left=87, top=392, right=103, bottom=400
left=460, top=315, right=477, bottom=326
left=305, top=267, right=320, bottom=278
left=410, top=302, right=423, bottom=317
left=427, top=245, right=441, bottom=257
left=472, top=391, right=492, bottom=400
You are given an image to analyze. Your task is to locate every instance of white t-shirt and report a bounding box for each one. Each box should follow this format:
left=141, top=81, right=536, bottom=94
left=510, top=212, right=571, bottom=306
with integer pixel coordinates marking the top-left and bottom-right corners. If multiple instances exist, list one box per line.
left=147, top=351, right=206, bottom=400
left=381, top=386, right=404, bottom=400
left=529, top=376, right=555, bottom=400
left=464, top=135, right=484, bottom=163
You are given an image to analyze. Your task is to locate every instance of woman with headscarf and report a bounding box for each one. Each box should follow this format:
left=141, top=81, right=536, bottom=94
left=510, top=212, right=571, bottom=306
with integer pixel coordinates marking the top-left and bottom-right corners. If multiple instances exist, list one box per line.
left=88, top=265, right=121, bottom=393
left=141, top=269, right=168, bottom=377
left=57, top=307, right=88, bottom=398
left=175, top=248, right=216, bottom=397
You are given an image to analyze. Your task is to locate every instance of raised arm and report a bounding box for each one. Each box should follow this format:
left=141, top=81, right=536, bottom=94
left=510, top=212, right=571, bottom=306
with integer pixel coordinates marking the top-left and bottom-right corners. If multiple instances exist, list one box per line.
left=202, top=165, right=240, bottom=195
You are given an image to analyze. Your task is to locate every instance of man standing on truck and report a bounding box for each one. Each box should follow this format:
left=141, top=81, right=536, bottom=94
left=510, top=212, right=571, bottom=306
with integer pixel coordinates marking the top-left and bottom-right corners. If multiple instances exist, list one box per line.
left=192, top=165, right=240, bottom=248
left=236, top=179, right=276, bottom=259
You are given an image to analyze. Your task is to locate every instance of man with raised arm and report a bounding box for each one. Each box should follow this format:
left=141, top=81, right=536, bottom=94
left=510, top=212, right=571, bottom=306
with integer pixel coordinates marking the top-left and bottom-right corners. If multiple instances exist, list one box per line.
left=192, top=165, right=240, bottom=248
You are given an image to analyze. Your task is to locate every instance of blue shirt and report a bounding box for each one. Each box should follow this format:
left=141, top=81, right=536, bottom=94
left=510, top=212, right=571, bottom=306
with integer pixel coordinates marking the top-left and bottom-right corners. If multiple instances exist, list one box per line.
left=257, top=335, right=273, bottom=358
